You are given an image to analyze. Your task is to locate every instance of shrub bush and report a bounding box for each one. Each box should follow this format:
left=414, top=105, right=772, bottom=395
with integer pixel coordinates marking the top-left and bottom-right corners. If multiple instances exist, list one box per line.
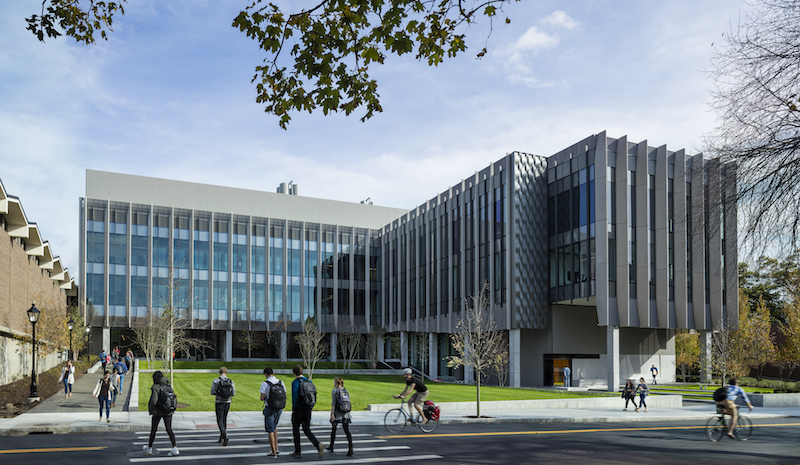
left=782, top=382, right=797, bottom=392
left=738, top=377, right=757, bottom=387
left=756, top=379, right=782, bottom=389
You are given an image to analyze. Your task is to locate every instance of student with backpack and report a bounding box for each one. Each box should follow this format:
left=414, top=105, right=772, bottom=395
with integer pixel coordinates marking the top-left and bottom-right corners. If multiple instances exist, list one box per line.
left=114, top=357, right=128, bottom=394
left=143, top=370, right=180, bottom=457
left=259, top=366, right=287, bottom=458
left=327, top=377, right=353, bottom=456
left=290, top=365, right=324, bottom=458
left=210, top=366, right=236, bottom=446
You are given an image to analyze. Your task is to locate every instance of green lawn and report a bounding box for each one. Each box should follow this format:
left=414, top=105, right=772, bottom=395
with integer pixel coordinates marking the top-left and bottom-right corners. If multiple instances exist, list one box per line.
left=653, top=384, right=773, bottom=393
left=137, top=373, right=612, bottom=412
left=140, top=361, right=366, bottom=370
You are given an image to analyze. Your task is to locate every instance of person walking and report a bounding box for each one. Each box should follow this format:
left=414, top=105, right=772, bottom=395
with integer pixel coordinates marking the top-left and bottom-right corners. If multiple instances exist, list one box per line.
left=110, top=370, right=120, bottom=408
left=635, top=377, right=649, bottom=413
left=650, top=364, right=658, bottom=385
left=290, top=365, right=324, bottom=458
left=125, top=349, right=133, bottom=372
left=563, top=366, right=571, bottom=388
left=114, top=357, right=128, bottom=394
left=210, top=366, right=236, bottom=446
left=100, top=349, right=108, bottom=372
left=58, top=360, right=75, bottom=399
left=327, top=377, right=353, bottom=456
left=143, top=370, right=179, bottom=457
left=92, top=371, right=116, bottom=422
left=621, top=379, right=638, bottom=411
left=260, top=366, right=287, bottom=458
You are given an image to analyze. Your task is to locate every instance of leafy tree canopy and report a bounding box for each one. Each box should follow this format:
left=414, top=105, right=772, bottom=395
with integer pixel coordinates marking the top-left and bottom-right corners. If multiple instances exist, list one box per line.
left=26, top=0, right=517, bottom=129
left=739, top=253, right=800, bottom=322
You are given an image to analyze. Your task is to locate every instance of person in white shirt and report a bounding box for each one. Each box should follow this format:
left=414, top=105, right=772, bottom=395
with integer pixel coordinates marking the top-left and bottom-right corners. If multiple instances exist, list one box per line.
left=259, top=366, right=287, bottom=458
left=58, top=361, right=75, bottom=399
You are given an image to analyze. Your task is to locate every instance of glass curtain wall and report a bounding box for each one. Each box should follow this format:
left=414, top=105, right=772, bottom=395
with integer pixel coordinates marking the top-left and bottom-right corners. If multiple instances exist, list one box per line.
left=355, top=229, right=367, bottom=326
left=213, top=217, right=229, bottom=321
left=108, top=208, right=127, bottom=317
left=173, top=212, right=191, bottom=315
left=269, top=223, right=284, bottom=322
left=369, top=230, right=380, bottom=326
left=321, top=227, right=335, bottom=320
left=232, top=220, right=248, bottom=322
left=152, top=211, right=170, bottom=316
left=251, top=222, right=267, bottom=322
left=193, top=215, right=210, bottom=321
left=304, top=226, right=319, bottom=322
left=86, top=205, right=105, bottom=317
left=288, top=224, right=302, bottom=323
left=131, top=210, right=149, bottom=317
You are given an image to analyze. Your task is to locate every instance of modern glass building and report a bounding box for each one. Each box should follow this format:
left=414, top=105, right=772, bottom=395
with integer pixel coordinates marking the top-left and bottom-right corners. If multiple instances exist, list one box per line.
left=79, top=131, right=736, bottom=388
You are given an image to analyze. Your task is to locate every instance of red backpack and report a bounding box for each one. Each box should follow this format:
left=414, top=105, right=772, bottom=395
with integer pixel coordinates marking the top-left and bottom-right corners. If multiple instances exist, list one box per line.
left=423, top=400, right=440, bottom=421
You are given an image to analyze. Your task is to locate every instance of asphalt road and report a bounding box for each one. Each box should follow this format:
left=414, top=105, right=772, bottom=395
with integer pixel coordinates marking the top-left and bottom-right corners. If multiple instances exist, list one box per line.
left=1, top=418, right=799, bottom=464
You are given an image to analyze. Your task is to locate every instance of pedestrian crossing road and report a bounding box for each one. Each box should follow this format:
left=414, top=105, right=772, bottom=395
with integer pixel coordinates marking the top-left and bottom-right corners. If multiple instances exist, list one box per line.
left=127, top=425, right=442, bottom=464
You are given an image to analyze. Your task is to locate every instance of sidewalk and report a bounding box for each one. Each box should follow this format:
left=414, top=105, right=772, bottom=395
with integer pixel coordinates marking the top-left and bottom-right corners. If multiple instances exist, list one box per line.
left=2, top=372, right=800, bottom=436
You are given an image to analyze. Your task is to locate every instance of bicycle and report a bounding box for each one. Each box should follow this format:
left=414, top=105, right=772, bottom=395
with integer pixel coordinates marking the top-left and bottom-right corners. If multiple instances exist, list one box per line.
left=384, top=397, right=439, bottom=433
left=705, top=404, right=752, bottom=442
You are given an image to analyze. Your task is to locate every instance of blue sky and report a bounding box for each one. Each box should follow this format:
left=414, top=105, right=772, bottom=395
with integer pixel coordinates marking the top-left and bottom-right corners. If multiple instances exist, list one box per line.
left=0, top=0, right=749, bottom=279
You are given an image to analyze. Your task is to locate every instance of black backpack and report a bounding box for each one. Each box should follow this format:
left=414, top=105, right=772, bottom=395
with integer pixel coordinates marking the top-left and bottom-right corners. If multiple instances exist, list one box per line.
left=297, top=378, right=317, bottom=408
left=267, top=380, right=287, bottom=410
left=335, top=387, right=351, bottom=413
left=157, top=384, right=178, bottom=414
left=713, top=387, right=728, bottom=402
left=217, top=377, right=234, bottom=398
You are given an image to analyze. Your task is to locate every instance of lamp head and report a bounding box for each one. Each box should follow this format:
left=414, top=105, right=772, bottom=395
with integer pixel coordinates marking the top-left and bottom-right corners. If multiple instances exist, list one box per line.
left=67, top=318, right=74, bottom=331
left=27, top=302, right=40, bottom=324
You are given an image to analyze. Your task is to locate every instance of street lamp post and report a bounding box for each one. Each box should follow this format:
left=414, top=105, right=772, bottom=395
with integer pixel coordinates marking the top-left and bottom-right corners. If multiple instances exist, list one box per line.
left=67, top=317, right=75, bottom=361
left=85, top=326, right=91, bottom=362
left=27, top=302, right=40, bottom=401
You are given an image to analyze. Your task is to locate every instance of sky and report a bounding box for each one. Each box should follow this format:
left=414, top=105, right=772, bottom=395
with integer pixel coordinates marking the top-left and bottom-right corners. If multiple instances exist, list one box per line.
left=0, top=0, right=751, bottom=281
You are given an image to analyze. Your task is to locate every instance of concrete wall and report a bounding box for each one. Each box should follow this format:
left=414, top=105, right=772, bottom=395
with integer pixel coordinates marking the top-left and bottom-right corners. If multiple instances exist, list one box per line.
left=0, top=334, right=68, bottom=386
left=551, top=305, right=605, bottom=354
left=619, top=328, right=675, bottom=384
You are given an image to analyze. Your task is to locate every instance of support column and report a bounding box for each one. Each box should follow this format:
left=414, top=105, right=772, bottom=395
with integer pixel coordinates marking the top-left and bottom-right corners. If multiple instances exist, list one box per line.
left=428, top=333, right=438, bottom=380
left=400, top=331, right=408, bottom=367
left=377, top=334, right=385, bottom=364
left=700, top=330, right=712, bottom=383
left=280, top=332, right=288, bottom=363
left=102, top=327, right=111, bottom=355
left=225, top=329, right=233, bottom=362
left=606, top=326, right=620, bottom=392
left=509, top=329, right=521, bottom=388
left=330, top=333, right=338, bottom=362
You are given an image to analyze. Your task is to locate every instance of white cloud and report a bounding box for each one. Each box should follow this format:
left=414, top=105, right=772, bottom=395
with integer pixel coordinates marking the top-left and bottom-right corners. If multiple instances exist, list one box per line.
left=511, top=26, right=560, bottom=53
left=541, top=10, right=581, bottom=30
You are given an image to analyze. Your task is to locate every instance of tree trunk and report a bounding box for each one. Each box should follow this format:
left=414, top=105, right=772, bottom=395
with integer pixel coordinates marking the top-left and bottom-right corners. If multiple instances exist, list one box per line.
left=476, top=374, right=481, bottom=418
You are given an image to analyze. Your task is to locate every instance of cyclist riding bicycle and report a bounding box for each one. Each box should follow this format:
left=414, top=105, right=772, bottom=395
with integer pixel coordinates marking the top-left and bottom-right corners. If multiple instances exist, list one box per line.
left=395, top=368, right=429, bottom=424
left=715, top=377, right=754, bottom=439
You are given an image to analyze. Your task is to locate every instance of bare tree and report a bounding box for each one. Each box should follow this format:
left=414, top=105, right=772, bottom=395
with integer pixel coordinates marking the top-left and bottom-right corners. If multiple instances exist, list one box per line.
left=236, top=320, right=264, bottom=362
left=711, top=291, right=749, bottom=385
left=339, top=332, right=363, bottom=373
left=414, top=332, right=429, bottom=374
left=366, top=326, right=384, bottom=369
left=490, top=332, right=509, bottom=387
left=295, top=316, right=326, bottom=379
left=446, top=283, right=505, bottom=418
left=707, top=0, right=800, bottom=256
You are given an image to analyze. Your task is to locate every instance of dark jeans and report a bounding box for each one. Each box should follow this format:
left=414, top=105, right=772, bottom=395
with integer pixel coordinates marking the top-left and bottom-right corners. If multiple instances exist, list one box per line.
left=639, top=394, right=647, bottom=409
left=624, top=396, right=637, bottom=409
left=98, top=395, right=110, bottom=418
left=63, top=379, right=72, bottom=395
left=216, top=402, right=231, bottom=438
left=329, top=420, right=352, bottom=449
left=292, top=408, right=320, bottom=453
left=149, top=415, right=176, bottom=448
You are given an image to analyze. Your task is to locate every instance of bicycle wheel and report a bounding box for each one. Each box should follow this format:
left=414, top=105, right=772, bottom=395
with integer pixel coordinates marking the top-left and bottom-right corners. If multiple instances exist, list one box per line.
left=705, top=416, right=726, bottom=442
left=734, top=415, right=752, bottom=441
left=384, top=408, right=407, bottom=434
left=419, top=417, right=438, bottom=433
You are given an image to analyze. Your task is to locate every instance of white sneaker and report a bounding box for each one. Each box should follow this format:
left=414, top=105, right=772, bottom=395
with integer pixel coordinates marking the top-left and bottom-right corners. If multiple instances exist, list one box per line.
left=167, top=447, right=180, bottom=457
left=142, top=445, right=153, bottom=455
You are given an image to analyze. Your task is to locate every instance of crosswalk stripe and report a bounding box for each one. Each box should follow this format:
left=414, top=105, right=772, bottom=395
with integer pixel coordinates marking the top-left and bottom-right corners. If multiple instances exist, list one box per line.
left=251, top=454, right=443, bottom=464
left=129, top=446, right=412, bottom=462
left=135, top=431, right=371, bottom=440
left=134, top=439, right=387, bottom=447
